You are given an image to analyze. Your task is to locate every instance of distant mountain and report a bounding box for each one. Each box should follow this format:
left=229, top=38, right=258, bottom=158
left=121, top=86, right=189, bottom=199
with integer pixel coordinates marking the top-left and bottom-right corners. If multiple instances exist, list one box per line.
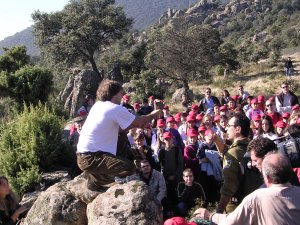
left=0, top=0, right=200, bottom=56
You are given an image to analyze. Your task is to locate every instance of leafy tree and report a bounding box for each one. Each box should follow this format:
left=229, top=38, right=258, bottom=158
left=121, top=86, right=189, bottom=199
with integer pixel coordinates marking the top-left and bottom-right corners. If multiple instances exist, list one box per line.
left=0, top=46, right=30, bottom=73
left=0, top=104, right=72, bottom=195
left=32, top=0, right=132, bottom=79
left=0, top=46, right=53, bottom=107
left=145, top=22, right=223, bottom=90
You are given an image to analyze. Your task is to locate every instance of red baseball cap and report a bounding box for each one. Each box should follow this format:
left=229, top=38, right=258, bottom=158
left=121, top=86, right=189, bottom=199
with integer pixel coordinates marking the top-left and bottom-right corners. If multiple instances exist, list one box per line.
left=123, top=95, right=130, bottom=101
left=149, top=96, right=154, bottom=100
left=198, top=125, right=207, bottom=132
left=257, top=95, right=265, bottom=103
left=133, top=102, right=140, bottom=109
left=166, top=116, right=175, bottom=123
left=275, top=121, right=286, bottom=129
left=191, top=104, right=199, bottom=110
left=252, top=114, right=261, bottom=121
left=232, top=95, right=240, bottom=101
left=163, top=105, right=169, bottom=110
left=251, top=98, right=258, bottom=104
left=188, top=110, right=197, bottom=117
left=157, top=119, right=165, bottom=127
left=292, top=104, right=300, bottom=111
left=214, top=115, right=220, bottom=122
left=282, top=112, right=291, bottom=119
left=205, top=128, right=213, bottom=136
left=163, top=131, right=173, bottom=139
left=196, top=114, right=204, bottom=121
left=164, top=217, right=197, bottom=225
left=186, top=115, right=196, bottom=122
left=219, top=105, right=228, bottom=111
left=187, top=129, right=198, bottom=137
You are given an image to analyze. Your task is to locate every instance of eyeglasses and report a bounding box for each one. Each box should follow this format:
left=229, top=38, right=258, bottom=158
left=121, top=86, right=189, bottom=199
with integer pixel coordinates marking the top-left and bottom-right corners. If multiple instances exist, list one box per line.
left=266, top=104, right=272, bottom=107
left=281, top=86, right=288, bottom=89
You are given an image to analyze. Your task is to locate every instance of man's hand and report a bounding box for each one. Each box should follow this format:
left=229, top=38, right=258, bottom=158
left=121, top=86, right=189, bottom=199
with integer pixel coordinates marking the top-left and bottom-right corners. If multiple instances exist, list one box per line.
left=193, top=208, right=211, bottom=220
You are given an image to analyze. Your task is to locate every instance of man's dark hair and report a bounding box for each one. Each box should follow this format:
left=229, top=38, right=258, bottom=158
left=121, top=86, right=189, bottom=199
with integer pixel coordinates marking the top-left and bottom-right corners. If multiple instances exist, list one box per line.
left=232, top=113, right=250, bottom=137
left=143, top=98, right=148, bottom=104
left=247, top=136, right=278, bottom=158
left=262, top=152, right=292, bottom=184
left=96, top=79, right=122, bottom=101
left=285, top=124, right=300, bottom=138
left=140, top=159, right=151, bottom=167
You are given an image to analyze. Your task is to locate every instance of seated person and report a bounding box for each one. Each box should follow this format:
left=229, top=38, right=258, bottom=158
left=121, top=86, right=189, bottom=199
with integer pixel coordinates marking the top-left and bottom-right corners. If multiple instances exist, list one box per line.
left=0, top=176, right=28, bottom=225
left=77, top=94, right=95, bottom=116
left=177, top=169, right=206, bottom=217
left=139, top=160, right=166, bottom=204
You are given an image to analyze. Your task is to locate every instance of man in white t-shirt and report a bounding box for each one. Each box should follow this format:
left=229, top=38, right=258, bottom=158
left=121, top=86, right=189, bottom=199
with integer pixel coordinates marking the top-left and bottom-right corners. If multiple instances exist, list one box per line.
left=77, top=79, right=162, bottom=191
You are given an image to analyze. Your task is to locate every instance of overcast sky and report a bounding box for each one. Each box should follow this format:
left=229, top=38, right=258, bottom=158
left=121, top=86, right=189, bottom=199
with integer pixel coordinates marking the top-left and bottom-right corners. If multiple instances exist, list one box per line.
left=0, top=0, right=69, bottom=41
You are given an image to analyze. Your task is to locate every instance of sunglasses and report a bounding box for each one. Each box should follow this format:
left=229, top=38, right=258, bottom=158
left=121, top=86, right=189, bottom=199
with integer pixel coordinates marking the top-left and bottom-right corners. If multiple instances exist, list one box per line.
left=266, top=104, right=272, bottom=107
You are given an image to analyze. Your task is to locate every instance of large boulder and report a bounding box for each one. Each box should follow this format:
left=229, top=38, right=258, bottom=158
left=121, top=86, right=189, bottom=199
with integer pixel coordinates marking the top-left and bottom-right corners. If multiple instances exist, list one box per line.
left=21, top=177, right=162, bottom=225
left=87, top=181, right=163, bottom=225
left=171, top=88, right=194, bottom=104
left=58, top=69, right=101, bottom=117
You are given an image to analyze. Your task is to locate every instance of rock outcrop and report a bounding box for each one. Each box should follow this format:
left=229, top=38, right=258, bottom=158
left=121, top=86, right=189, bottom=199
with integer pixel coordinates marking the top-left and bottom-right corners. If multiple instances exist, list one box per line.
left=58, top=69, right=101, bottom=117
left=21, top=176, right=162, bottom=225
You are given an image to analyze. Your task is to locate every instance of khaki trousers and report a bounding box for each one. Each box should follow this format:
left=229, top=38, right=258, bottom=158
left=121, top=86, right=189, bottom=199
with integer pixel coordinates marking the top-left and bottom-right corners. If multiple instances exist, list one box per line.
left=77, top=151, right=136, bottom=189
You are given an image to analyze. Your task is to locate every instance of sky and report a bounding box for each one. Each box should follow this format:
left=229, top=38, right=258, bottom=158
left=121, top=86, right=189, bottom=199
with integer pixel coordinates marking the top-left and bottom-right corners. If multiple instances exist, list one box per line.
left=0, top=0, right=69, bottom=41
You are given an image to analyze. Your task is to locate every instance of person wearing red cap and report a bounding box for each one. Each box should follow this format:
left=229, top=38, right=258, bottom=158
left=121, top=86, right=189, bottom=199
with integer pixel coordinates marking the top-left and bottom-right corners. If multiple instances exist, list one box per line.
left=166, top=117, right=185, bottom=152
left=77, top=80, right=162, bottom=191
left=196, top=128, right=220, bottom=204
left=275, top=120, right=287, bottom=138
left=163, top=105, right=172, bottom=118
left=77, top=94, right=95, bottom=116
left=158, top=131, right=184, bottom=217
left=184, top=129, right=200, bottom=181
left=121, top=94, right=134, bottom=111
left=198, top=87, right=220, bottom=115
left=164, top=217, right=197, bottom=225
left=282, top=112, right=291, bottom=124
left=179, top=115, right=198, bottom=146
left=265, top=99, right=282, bottom=127
left=219, top=105, right=229, bottom=117
left=257, top=95, right=265, bottom=111
left=177, top=168, right=206, bottom=217
left=292, top=104, right=300, bottom=112
left=246, top=98, right=264, bottom=121
left=275, top=81, right=299, bottom=114
left=289, top=113, right=300, bottom=126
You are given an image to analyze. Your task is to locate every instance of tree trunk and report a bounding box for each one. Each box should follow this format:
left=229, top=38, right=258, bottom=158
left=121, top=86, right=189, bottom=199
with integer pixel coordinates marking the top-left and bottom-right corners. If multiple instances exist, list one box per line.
left=89, top=56, right=102, bottom=80
left=183, top=79, right=189, bottom=91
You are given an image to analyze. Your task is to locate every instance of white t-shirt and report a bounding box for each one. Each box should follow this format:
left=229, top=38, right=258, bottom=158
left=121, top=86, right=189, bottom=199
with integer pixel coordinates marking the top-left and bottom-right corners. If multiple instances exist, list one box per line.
left=77, top=101, right=135, bottom=155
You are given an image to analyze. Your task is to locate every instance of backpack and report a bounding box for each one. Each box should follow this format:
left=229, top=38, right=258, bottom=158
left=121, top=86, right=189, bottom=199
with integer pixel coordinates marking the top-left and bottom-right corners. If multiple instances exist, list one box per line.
left=277, top=136, right=300, bottom=168
left=235, top=153, right=263, bottom=203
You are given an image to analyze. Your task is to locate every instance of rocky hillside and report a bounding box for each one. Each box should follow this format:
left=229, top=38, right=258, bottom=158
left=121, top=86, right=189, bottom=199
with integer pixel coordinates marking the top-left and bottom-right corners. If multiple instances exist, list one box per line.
left=0, top=0, right=201, bottom=56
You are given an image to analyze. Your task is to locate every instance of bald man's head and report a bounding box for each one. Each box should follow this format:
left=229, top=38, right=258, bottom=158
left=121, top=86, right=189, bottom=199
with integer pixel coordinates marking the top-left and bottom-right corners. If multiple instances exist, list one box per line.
left=262, top=152, right=292, bottom=185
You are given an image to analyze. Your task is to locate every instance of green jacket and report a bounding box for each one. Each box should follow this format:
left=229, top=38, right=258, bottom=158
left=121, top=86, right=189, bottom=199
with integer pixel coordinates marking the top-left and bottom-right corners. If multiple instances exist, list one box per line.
left=220, top=138, right=249, bottom=197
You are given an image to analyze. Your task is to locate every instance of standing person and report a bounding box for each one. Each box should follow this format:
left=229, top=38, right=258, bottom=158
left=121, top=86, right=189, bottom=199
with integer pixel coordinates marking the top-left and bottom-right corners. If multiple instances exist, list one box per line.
left=275, top=81, right=299, bottom=114
left=194, top=152, right=300, bottom=225
left=198, top=87, right=220, bottom=115
left=121, top=94, right=134, bottom=111
left=158, top=131, right=184, bottom=217
left=246, top=98, right=264, bottom=121
left=214, top=113, right=250, bottom=213
left=265, top=99, right=282, bottom=126
left=0, top=176, right=28, bottom=225
left=77, top=80, right=162, bottom=191
left=237, top=85, right=249, bottom=103
left=285, top=57, right=294, bottom=78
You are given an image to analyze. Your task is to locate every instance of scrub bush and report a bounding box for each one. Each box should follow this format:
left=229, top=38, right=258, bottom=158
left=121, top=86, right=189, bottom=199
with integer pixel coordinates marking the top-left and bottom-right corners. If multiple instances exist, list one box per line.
left=0, top=103, right=73, bottom=195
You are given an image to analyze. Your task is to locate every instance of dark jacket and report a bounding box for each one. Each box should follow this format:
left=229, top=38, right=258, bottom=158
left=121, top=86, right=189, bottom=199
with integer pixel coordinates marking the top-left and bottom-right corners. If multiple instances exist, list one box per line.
left=276, top=91, right=299, bottom=107
left=198, top=96, right=220, bottom=112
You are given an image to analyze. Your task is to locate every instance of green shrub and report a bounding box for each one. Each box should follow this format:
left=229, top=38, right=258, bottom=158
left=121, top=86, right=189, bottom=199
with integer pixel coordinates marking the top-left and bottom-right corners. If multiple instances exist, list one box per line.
left=215, top=65, right=224, bottom=76
left=0, top=103, right=72, bottom=195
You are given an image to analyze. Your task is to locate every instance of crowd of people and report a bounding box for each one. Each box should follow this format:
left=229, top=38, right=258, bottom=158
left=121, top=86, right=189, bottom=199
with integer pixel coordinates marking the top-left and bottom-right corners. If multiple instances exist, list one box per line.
left=70, top=80, right=300, bottom=224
